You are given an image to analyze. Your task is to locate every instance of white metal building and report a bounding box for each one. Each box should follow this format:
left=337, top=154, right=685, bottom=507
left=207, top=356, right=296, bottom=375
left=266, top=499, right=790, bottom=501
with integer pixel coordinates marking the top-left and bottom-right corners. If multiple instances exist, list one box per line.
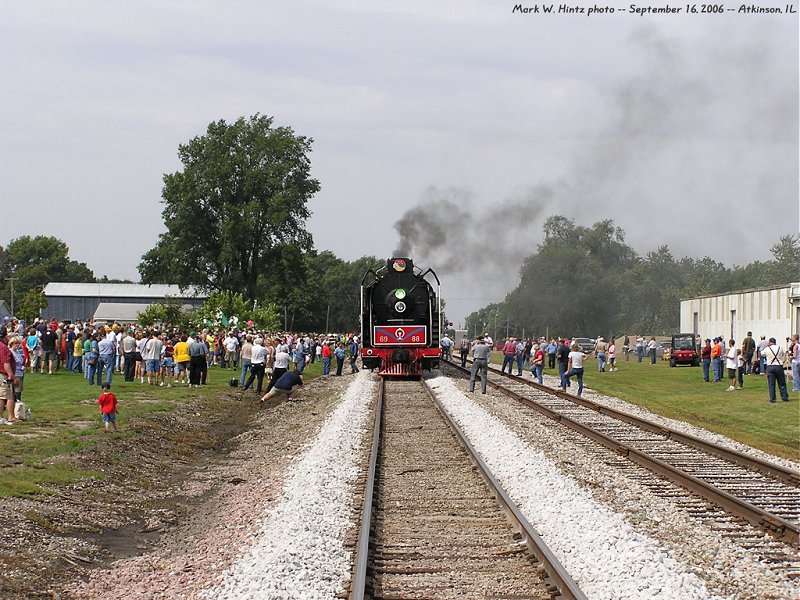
left=680, top=283, right=800, bottom=344
left=43, top=283, right=208, bottom=322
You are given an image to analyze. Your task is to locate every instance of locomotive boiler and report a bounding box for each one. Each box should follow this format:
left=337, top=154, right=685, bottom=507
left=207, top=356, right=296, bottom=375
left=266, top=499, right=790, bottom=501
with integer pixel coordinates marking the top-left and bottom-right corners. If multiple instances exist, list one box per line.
left=360, top=257, right=442, bottom=376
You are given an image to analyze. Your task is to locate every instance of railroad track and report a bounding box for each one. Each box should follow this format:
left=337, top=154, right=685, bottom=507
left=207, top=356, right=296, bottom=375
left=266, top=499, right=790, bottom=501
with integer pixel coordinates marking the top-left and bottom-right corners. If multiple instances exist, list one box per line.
left=349, top=377, right=586, bottom=600
left=449, top=359, right=799, bottom=561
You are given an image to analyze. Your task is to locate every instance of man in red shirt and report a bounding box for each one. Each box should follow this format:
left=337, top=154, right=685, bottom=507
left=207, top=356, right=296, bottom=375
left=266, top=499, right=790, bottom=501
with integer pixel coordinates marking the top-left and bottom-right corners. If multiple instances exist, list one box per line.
left=501, top=337, right=517, bottom=375
left=97, top=382, right=119, bottom=432
left=321, top=340, right=332, bottom=376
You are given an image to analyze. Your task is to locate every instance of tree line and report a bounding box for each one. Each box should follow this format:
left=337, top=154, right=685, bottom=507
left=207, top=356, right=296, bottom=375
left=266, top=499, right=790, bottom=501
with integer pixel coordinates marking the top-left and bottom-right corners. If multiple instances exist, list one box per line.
left=3, top=114, right=795, bottom=334
left=466, top=216, right=799, bottom=339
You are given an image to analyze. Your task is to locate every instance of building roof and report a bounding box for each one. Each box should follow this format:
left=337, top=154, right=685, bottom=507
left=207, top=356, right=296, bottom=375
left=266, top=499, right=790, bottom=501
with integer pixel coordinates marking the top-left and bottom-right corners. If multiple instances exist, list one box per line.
left=44, top=282, right=208, bottom=299
left=92, top=302, right=199, bottom=322
left=93, top=303, right=151, bottom=322
left=681, top=282, right=799, bottom=302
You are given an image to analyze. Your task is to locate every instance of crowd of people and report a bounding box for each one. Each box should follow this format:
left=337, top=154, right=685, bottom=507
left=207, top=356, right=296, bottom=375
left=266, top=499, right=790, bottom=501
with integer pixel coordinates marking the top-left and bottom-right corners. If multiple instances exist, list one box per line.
left=0, top=315, right=364, bottom=425
left=699, top=332, right=798, bottom=403
left=453, top=330, right=798, bottom=403
left=1, top=316, right=796, bottom=426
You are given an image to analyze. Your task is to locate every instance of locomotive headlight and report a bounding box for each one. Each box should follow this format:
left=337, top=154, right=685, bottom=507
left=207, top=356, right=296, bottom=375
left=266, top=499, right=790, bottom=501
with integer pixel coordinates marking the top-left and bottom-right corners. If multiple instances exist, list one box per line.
left=394, top=288, right=407, bottom=300
left=394, top=301, right=407, bottom=313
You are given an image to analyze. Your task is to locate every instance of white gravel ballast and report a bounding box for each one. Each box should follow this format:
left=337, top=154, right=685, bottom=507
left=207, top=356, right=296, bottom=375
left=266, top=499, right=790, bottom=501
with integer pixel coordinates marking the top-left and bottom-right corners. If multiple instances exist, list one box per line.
left=203, top=372, right=376, bottom=600
left=427, top=375, right=717, bottom=600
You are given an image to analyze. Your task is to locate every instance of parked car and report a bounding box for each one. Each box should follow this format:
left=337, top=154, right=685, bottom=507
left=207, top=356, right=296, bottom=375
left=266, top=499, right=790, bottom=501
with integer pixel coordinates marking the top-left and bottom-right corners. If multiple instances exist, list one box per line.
left=657, top=341, right=672, bottom=360
left=572, top=337, right=595, bottom=354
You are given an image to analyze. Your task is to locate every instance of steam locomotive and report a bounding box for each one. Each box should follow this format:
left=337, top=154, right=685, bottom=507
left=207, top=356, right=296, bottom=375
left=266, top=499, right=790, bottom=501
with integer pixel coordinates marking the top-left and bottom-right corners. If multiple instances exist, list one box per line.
left=360, top=257, right=442, bottom=377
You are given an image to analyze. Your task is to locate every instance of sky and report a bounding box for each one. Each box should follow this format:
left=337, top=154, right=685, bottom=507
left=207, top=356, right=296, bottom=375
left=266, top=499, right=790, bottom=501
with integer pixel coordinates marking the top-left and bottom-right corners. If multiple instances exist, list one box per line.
left=1, top=1, right=798, bottom=325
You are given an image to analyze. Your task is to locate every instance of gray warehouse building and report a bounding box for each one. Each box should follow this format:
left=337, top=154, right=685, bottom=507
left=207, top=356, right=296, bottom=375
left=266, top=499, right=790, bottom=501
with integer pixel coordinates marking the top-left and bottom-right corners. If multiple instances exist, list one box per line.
left=43, top=283, right=208, bottom=322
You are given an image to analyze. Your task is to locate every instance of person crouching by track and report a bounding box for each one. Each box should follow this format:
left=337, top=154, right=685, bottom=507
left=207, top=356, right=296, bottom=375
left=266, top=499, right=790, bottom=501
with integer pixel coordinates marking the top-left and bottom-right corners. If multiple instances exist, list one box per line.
left=469, top=336, right=490, bottom=394
left=562, top=343, right=588, bottom=397
left=260, top=371, right=303, bottom=404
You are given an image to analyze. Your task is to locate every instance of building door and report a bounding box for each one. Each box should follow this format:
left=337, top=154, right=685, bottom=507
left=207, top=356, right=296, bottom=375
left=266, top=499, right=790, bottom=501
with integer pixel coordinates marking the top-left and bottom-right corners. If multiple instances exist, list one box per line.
left=730, top=309, right=736, bottom=341
left=693, top=312, right=699, bottom=336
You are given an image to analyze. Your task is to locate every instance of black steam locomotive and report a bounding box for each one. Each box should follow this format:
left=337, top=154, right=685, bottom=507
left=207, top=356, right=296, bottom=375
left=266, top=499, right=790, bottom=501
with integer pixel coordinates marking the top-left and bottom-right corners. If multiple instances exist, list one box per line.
left=360, top=257, right=441, bottom=376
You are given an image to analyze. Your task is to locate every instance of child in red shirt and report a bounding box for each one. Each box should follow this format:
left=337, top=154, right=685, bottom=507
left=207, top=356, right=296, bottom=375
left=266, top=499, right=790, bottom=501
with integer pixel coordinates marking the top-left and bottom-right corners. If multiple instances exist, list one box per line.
left=97, top=382, right=119, bottom=432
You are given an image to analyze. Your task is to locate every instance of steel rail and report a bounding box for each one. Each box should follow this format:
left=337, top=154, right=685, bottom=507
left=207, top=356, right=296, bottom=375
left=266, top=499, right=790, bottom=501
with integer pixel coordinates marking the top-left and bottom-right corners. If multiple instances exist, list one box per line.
left=495, top=365, right=800, bottom=487
left=450, top=360, right=799, bottom=545
left=350, top=378, right=384, bottom=600
left=421, top=379, right=588, bottom=600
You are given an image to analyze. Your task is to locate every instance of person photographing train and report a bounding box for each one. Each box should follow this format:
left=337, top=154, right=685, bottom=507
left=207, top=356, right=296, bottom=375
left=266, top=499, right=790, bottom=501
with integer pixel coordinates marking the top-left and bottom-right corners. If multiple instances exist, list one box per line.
left=469, top=336, right=491, bottom=394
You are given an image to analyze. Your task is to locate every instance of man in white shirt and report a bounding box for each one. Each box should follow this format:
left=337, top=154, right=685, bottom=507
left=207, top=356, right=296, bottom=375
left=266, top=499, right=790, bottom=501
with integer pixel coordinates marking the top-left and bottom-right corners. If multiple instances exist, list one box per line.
left=242, top=337, right=267, bottom=394
left=761, top=338, right=789, bottom=403
left=725, top=339, right=740, bottom=391
left=265, top=348, right=290, bottom=394
left=223, top=333, right=240, bottom=370
left=144, top=331, right=163, bottom=385
left=563, top=343, right=588, bottom=397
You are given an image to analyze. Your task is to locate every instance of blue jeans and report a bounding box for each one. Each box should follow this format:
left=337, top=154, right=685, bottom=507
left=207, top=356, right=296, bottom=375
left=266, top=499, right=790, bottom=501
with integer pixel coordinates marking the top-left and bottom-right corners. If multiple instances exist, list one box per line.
left=516, top=356, right=524, bottom=376
left=597, top=352, right=606, bottom=372
left=239, top=359, right=251, bottom=386
left=766, top=365, right=789, bottom=402
left=563, top=366, right=584, bottom=395
left=702, top=358, right=710, bottom=382
left=792, top=361, right=800, bottom=392
left=711, top=357, right=721, bottom=382
left=531, top=364, right=543, bottom=384
left=87, top=358, right=99, bottom=385
left=296, top=355, right=306, bottom=374
left=501, top=355, right=515, bottom=374
left=637, top=347, right=643, bottom=362
left=99, top=354, right=114, bottom=386
left=558, top=361, right=570, bottom=388
left=322, top=356, right=331, bottom=375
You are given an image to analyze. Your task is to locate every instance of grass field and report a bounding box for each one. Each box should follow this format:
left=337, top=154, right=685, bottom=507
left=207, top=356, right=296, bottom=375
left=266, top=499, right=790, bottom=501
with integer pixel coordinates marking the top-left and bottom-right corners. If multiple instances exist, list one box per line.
left=0, top=359, right=325, bottom=498
left=490, top=351, right=799, bottom=461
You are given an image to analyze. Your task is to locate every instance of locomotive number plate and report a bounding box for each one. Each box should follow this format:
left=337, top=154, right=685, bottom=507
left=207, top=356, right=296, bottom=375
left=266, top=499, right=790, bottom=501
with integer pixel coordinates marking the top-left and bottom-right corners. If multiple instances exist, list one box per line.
left=373, top=326, right=427, bottom=346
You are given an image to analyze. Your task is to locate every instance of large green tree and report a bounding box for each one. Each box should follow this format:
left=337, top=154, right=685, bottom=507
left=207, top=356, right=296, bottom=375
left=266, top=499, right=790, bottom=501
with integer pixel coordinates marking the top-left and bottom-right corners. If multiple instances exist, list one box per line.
left=498, top=217, right=636, bottom=337
left=138, top=114, right=320, bottom=302
left=466, top=218, right=798, bottom=339
left=1, top=236, right=94, bottom=310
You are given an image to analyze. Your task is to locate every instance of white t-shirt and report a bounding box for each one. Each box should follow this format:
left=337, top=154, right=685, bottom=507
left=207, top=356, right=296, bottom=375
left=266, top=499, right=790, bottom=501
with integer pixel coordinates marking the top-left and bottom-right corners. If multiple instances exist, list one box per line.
left=274, top=351, right=290, bottom=369
left=144, top=338, right=163, bottom=361
left=250, top=344, right=267, bottom=365
left=568, top=351, right=585, bottom=369
left=725, top=347, right=738, bottom=369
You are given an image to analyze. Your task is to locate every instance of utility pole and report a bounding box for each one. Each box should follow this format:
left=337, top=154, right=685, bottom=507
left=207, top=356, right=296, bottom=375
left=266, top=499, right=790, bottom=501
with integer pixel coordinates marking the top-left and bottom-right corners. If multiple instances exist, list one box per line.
left=284, top=305, right=288, bottom=331
left=325, top=301, right=330, bottom=333
left=5, top=277, right=17, bottom=315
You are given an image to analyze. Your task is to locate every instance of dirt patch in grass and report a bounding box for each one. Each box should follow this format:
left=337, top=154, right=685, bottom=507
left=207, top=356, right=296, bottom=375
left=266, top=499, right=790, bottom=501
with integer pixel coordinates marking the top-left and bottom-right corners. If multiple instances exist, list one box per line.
left=0, top=387, right=260, bottom=597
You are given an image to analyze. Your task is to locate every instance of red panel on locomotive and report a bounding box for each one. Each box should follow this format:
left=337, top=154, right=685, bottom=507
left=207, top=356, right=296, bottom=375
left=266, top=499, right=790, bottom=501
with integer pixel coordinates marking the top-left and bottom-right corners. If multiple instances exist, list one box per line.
left=360, top=257, right=441, bottom=377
